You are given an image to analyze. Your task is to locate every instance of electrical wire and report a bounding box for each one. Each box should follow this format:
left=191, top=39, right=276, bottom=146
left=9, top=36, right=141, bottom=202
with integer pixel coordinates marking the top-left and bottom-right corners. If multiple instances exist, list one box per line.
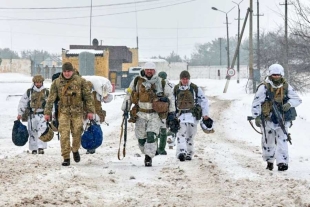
left=0, top=0, right=160, bottom=10
left=0, top=0, right=196, bottom=21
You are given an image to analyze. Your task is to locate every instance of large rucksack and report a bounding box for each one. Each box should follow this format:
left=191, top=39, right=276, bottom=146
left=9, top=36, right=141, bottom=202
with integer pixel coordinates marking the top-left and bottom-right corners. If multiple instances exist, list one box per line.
left=12, top=120, right=29, bottom=146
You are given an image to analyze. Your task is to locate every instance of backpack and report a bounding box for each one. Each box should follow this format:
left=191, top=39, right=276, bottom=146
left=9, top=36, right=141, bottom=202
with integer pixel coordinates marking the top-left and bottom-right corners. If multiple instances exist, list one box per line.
left=12, top=120, right=29, bottom=146
left=174, top=83, right=202, bottom=120
left=81, top=120, right=103, bottom=150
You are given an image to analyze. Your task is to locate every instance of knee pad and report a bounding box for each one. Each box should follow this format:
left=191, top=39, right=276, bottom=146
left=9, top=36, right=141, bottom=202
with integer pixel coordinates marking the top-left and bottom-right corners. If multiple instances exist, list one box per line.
left=138, top=138, right=146, bottom=146
left=146, top=132, right=156, bottom=143
left=160, top=128, right=167, bottom=136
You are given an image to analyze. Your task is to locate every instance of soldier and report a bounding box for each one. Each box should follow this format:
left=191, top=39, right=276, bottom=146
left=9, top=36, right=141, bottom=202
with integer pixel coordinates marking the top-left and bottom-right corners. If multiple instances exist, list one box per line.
left=17, top=74, right=49, bottom=154
left=156, top=71, right=174, bottom=155
left=173, top=70, right=210, bottom=161
left=44, top=62, right=94, bottom=166
left=121, top=62, right=175, bottom=167
left=252, top=64, right=302, bottom=171
left=44, top=65, right=49, bottom=79
left=83, top=80, right=112, bottom=154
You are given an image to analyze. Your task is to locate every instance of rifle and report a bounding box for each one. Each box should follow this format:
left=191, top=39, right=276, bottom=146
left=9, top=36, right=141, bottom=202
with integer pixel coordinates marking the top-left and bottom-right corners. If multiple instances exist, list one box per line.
left=271, top=101, right=292, bottom=145
left=54, top=101, right=60, bottom=140
left=118, top=100, right=129, bottom=160
left=268, top=91, right=292, bottom=145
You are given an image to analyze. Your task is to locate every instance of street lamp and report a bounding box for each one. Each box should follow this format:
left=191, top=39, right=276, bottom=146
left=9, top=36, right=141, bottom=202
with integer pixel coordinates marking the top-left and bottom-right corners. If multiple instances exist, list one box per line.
left=212, top=6, right=235, bottom=69
left=232, top=0, right=244, bottom=84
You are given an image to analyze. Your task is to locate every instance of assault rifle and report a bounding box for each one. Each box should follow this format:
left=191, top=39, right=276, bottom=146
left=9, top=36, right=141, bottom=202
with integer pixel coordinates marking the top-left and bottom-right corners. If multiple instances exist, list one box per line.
left=268, top=90, right=292, bottom=145
left=118, top=100, right=128, bottom=160
left=271, top=101, right=292, bottom=145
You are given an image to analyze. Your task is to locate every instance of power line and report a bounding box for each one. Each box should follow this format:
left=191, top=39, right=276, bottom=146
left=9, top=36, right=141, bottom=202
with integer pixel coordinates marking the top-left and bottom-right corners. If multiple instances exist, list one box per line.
left=0, top=0, right=160, bottom=10
left=0, top=0, right=196, bottom=21
left=0, top=29, right=218, bottom=40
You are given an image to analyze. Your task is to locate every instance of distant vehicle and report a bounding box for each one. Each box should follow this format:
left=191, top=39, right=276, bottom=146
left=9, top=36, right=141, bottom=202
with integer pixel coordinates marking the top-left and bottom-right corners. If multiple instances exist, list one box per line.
left=121, top=66, right=142, bottom=88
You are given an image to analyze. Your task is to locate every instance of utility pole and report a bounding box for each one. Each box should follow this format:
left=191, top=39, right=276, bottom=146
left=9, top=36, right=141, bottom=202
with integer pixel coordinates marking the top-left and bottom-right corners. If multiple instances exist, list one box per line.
left=89, top=0, right=93, bottom=45
left=233, top=0, right=244, bottom=84
left=134, top=0, right=139, bottom=49
left=280, top=0, right=292, bottom=82
left=254, top=0, right=264, bottom=82
left=219, top=37, right=223, bottom=65
left=249, top=0, right=254, bottom=92
left=212, top=6, right=235, bottom=69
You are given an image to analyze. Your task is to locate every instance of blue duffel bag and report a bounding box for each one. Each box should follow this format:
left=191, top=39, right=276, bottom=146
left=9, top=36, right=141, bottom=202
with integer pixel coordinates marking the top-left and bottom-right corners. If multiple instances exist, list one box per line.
left=12, top=120, right=29, bottom=146
left=81, top=120, right=103, bottom=150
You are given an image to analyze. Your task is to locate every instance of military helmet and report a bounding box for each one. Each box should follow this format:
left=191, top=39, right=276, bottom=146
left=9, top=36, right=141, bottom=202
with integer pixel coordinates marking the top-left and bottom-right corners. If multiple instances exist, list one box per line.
left=200, top=118, right=215, bottom=134
left=158, top=71, right=167, bottom=79
left=39, top=123, right=54, bottom=142
left=32, top=74, right=44, bottom=83
left=50, top=120, right=58, bottom=132
left=268, top=64, right=284, bottom=76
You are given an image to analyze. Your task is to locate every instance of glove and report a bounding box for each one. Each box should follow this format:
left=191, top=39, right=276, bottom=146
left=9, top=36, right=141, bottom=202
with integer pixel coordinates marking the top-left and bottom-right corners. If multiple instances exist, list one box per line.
left=282, top=103, right=291, bottom=112
left=255, top=117, right=261, bottom=127
left=159, top=97, right=169, bottom=102
left=166, top=112, right=176, bottom=123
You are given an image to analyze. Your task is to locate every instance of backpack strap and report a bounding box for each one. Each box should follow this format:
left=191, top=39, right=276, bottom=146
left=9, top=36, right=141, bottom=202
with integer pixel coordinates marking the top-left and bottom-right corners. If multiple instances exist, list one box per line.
left=189, top=83, right=199, bottom=103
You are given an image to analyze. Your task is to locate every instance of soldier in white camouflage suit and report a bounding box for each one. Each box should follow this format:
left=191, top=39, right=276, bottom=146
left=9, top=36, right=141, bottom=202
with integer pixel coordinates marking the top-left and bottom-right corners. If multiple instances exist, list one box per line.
left=17, top=74, right=49, bottom=154
left=121, top=62, right=175, bottom=167
left=173, top=70, right=210, bottom=161
left=252, top=64, right=302, bottom=171
left=44, top=62, right=94, bottom=166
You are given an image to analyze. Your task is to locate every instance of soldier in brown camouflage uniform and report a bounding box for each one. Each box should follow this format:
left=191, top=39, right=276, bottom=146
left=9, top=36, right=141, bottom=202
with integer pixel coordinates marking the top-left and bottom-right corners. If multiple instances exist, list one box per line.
left=44, top=62, right=95, bottom=166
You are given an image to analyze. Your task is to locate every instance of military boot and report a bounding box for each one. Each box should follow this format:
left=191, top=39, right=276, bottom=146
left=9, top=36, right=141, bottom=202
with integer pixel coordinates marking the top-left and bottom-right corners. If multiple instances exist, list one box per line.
left=158, top=128, right=167, bottom=155
left=144, top=155, right=152, bottom=167
left=266, top=162, right=274, bottom=171
left=38, top=148, right=44, bottom=154
left=278, top=163, right=288, bottom=171
left=73, top=151, right=80, bottom=163
left=62, top=159, right=70, bottom=166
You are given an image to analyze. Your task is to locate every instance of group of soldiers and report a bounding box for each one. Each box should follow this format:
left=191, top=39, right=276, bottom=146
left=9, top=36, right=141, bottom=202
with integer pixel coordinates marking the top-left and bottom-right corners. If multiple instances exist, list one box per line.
left=17, top=62, right=110, bottom=166
left=17, top=61, right=301, bottom=171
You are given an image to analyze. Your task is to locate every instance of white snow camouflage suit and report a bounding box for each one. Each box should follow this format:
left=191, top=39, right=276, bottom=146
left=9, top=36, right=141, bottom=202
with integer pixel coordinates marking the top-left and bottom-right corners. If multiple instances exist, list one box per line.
left=121, top=72, right=175, bottom=158
left=174, top=81, right=209, bottom=159
left=252, top=78, right=302, bottom=165
left=18, top=85, right=49, bottom=151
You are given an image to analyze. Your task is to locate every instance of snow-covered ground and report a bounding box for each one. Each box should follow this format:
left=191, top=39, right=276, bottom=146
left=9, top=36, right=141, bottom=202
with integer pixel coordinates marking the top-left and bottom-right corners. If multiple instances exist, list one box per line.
left=0, top=73, right=310, bottom=206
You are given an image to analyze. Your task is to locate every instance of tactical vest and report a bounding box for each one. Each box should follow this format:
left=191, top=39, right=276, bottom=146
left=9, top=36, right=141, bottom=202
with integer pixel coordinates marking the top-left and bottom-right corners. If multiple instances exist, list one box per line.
left=27, top=88, right=49, bottom=111
left=174, top=83, right=198, bottom=110
left=55, top=75, right=84, bottom=113
left=131, top=76, right=166, bottom=104
left=258, top=81, right=296, bottom=121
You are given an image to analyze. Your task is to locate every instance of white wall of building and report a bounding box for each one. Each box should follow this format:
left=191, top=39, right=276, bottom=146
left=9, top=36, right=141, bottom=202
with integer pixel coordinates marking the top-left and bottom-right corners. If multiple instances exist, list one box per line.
left=0, top=59, right=31, bottom=75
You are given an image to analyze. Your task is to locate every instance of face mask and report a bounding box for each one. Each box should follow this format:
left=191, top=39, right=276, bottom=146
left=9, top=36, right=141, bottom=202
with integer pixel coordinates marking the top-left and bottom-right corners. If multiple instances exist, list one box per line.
left=269, top=76, right=283, bottom=86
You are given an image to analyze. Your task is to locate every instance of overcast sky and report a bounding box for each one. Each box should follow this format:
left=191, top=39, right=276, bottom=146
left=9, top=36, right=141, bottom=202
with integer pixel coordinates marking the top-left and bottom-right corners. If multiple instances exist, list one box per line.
left=0, top=0, right=301, bottom=59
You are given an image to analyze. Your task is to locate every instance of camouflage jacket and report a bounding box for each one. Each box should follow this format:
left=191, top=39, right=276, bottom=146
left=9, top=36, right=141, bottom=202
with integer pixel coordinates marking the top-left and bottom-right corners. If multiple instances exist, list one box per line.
left=44, top=73, right=95, bottom=115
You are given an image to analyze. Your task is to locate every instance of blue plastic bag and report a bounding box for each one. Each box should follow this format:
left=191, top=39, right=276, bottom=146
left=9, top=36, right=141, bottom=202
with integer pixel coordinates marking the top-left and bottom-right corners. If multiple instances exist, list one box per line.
left=12, top=120, right=29, bottom=146
left=81, top=120, right=103, bottom=150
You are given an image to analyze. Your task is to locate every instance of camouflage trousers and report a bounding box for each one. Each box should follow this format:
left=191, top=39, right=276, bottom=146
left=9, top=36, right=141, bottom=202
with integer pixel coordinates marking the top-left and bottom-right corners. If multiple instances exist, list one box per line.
left=58, top=113, right=83, bottom=159
left=135, top=112, right=161, bottom=158
left=176, top=122, right=198, bottom=159
left=27, top=114, right=47, bottom=151
left=261, top=121, right=289, bottom=165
